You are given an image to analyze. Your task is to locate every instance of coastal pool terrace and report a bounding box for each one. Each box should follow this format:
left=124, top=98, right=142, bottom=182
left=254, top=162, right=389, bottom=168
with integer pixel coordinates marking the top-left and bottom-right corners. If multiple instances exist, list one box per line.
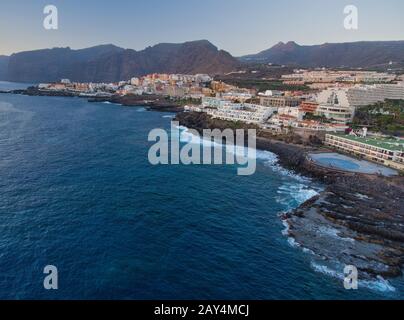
left=309, top=152, right=399, bottom=176
left=325, top=134, right=404, bottom=172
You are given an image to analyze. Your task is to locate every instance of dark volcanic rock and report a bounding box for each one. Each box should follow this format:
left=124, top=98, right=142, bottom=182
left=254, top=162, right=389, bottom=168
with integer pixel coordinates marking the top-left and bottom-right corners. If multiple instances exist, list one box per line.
left=88, top=95, right=184, bottom=113
left=176, top=111, right=404, bottom=280
left=283, top=174, right=404, bottom=279
left=4, top=88, right=185, bottom=113
left=9, top=87, right=76, bottom=97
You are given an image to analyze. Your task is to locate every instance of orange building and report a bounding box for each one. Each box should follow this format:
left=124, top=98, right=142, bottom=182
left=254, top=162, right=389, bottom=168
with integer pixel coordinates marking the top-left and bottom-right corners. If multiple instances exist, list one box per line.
left=299, top=101, right=319, bottom=113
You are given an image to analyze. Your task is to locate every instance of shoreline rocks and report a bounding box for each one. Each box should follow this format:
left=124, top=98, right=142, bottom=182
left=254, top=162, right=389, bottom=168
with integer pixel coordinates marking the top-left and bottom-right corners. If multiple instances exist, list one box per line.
left=175, top=111, right=404, bottom=281
left=2, top=87, right=185, bottom=113
left=87, top=95, right=184, bottom=113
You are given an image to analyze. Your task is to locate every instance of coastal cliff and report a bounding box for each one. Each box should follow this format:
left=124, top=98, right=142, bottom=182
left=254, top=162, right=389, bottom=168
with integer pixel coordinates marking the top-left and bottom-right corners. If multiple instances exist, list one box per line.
left=175, top=111, right=404, bottom=281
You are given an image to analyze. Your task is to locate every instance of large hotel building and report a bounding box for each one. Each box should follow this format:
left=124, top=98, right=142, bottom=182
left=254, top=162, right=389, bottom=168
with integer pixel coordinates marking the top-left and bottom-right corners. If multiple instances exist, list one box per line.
left=316, top=83, right=404, bottom=124
left=325, top=134, right=404, bottom=171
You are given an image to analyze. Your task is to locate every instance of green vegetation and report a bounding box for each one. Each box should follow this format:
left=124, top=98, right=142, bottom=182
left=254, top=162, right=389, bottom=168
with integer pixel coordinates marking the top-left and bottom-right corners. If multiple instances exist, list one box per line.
left=303, top=113, right=332, bottom=123
left=352, top=99, right=404, bottom=136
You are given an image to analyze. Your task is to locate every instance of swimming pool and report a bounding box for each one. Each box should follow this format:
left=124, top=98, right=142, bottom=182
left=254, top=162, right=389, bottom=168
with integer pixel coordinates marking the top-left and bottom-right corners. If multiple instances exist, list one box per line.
left=314, top=157, right=361, bottom=171
left=309, top=153, right=398, bottom=176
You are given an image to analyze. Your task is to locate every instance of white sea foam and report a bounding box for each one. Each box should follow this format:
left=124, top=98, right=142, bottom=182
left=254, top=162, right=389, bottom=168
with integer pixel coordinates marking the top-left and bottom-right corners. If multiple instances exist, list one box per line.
left=276, top=182, right=319, bottom=209
left=162, top=115, right=175, bottom=119
left=178, top=125, right=265, bottom=160
left=178, top=126, right=314, bottom=166
left=302, top=247, right=315, bottom=255
left=316, top=226, right=355, bottom=243
left=282, top=221, right=315, bottom=254
left=310, top=261, right=396, bottom=293
left=362, top=276, right=396, bottom=293
left=178, top=127, right=320, bottom=211
left=257, top=151, right=313, bottom=183
left=281, top=220, right=290, bottom=236
left=101, top=101, right=122, bottom=106
left=311, top=262, right=341, bottom=278
left=287, top=237, right=300, bottom=248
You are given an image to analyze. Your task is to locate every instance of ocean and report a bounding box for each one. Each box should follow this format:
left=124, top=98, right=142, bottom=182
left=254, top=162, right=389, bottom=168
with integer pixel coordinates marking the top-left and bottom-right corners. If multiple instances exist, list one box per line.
left=0, top=82, right=403, bottom=299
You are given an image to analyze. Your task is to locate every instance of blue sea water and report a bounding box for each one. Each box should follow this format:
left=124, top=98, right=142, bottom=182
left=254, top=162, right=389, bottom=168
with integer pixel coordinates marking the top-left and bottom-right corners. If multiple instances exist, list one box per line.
left=0, top=85, right=403, bottom=300
left=0, top=81, right=34, bottom=91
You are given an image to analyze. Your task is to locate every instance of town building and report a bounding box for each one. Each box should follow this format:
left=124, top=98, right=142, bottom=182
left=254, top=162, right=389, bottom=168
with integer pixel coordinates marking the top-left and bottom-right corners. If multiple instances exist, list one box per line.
left=208, top=102, right=276, bottom=124
left=316, top=92, right=354, bottom=124
left=325, top=133, right=404, bottom=171
left=299, top=101, right=319, bottom=113
left=282, top=70, right=397, bottom=84
left=259, top=95, right=301, bottom=108
left=315, top=83, right=404, bottom=124
left=278, top=106, right=304, bottom=120
left=202, top=97, right=226, bottom=109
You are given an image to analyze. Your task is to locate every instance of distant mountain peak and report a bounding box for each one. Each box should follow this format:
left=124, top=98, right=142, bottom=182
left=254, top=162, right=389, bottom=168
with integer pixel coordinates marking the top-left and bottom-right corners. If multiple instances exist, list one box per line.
left=271, top=41, right=299, bottom=51
left=4, top=40, right=240, bottom=83
left=240, top=40, right=404, bottom=68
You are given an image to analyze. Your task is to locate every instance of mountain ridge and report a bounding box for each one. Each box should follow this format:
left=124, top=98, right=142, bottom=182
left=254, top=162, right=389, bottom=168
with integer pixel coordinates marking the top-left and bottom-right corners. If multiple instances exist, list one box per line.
left=240, top=40, right=404, bottom=68
left=5, top=40, right=240, bottom=83
left=3, top=40, right=404, bottom=83
left=0, top=55, right=10, bottom=80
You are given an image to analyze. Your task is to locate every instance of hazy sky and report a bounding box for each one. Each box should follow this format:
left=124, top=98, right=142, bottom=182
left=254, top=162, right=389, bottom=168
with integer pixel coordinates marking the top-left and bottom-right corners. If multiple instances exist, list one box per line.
left=0, top=0, right=403, bottom=56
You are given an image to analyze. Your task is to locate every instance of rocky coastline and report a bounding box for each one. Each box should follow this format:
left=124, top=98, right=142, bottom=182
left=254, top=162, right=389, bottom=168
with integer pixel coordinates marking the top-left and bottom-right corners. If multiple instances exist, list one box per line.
left=1, top=87, right=185, bottom=113
left=2, top=87, right=403, bottom=282
left=175, top=111, right=404, bottom=282
left=87, top=95, right=184, bottom=113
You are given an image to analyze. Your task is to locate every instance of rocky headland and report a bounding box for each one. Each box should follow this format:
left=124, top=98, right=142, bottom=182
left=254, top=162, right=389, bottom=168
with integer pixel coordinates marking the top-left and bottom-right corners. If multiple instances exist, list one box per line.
left=175, top=111, right=404, bottom=281
left=1, top=87, right=185, bottom=113
left=87, top=95, right=184, bottom=113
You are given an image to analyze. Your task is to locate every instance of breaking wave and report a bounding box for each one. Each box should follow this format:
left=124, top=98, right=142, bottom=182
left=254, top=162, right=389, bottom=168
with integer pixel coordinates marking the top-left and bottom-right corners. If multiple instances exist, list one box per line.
left=310, top=261, right=396, bottom=293
left=178, top=125, right=267, bottom=160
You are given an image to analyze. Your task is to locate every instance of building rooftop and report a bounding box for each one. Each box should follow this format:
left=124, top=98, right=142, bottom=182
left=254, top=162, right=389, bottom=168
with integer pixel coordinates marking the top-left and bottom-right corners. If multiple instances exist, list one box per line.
left=328, top=134, right=404, bottom=152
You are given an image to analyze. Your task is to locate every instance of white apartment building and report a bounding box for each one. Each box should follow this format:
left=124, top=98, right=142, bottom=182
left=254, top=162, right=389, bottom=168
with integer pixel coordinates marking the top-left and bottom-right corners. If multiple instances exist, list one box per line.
left=221, top=92, right=253, bottom=102
left=202, top=97, right=227, bottom=109
left=325, top=134, right=404, bottom=171
left=316, top=83, right=404, bottom=124
left=282, top=70, right=396, bottom=83
left=353, top=72, right=396, bottom=83
left=316, top=90, right=355, bottom=124
left=347, top=83, right=404, bottom=106
left=208, top=103, right=276, bottom=125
